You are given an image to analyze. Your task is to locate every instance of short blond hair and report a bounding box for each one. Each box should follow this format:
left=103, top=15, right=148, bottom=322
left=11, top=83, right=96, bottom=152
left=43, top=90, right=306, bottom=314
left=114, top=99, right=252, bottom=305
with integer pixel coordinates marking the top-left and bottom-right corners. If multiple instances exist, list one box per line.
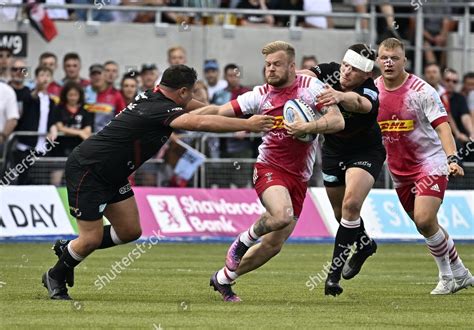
left=167, top=46, right=186, bottom=58
left=261, top=41, right=295, bottom=60
left=379, top=38, right=405, bottom=53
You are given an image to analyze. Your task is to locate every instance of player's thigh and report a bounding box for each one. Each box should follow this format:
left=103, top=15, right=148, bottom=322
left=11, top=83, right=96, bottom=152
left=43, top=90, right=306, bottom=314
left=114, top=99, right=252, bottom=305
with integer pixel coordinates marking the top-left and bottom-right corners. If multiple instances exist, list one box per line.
left=260, top=185, right=294, bottom=219
left=413, top=195, right=442, bottom=224
left=261, top=220, right=297, bottom=249
left=104, top=195, right=142, bottom=240
left=343, top=167, right=375, bottom=207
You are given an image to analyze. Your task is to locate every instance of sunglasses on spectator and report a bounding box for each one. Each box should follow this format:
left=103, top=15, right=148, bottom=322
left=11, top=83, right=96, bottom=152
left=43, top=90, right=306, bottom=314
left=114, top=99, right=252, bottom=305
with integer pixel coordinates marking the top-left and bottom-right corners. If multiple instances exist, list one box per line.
left=11, top=67, right=26, bottom=72
left=445, top=78, right=458, bottom=84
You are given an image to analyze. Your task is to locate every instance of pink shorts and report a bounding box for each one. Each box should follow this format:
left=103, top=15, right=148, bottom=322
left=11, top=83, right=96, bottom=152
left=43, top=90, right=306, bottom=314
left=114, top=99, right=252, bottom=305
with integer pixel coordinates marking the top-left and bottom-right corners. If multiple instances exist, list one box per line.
left=253, top=163, right=307, bottom=217
left=395, top=175, right=448, bottom=213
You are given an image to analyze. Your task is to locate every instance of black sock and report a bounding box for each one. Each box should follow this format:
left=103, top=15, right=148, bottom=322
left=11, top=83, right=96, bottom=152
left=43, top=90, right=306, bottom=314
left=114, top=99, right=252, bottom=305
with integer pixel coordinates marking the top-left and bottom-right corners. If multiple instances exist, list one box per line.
left=328, top=220, right=360, bottom=281
left=49, top=245, right=82, bottom=281
left=98, top=225, right=117, bottom=249
left=355, top=218, right=371, bottom=251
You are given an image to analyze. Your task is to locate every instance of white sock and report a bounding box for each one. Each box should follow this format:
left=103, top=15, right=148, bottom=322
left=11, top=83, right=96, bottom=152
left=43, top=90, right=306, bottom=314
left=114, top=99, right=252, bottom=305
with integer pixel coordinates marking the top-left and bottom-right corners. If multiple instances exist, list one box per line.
left=446, top=235, right=468, bottom=277
left=340, top=217, right=361, bottom=228
left=425, top=229, right=453, bottom=278
left=110, top=226, right=124, bottom=245
left=67, top=242, right=84, bottom=261
left=239, top=224, right=259, bottom=247
left=216, top=267, right=238, bottom=285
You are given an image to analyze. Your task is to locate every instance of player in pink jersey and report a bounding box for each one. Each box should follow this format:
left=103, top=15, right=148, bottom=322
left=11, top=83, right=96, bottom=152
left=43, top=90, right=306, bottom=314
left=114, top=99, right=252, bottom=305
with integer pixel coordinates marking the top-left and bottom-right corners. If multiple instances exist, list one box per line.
left=193, top=41, right=345, bottom=301
left=376, top=38, right=473, bottom=294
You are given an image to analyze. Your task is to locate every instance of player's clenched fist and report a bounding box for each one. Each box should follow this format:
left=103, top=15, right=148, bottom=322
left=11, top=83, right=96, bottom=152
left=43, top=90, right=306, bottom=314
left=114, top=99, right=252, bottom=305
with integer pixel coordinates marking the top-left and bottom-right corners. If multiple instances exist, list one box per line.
left=247, top=115, right=275, bottom=132
left=448, top=162, right=464, bottom=177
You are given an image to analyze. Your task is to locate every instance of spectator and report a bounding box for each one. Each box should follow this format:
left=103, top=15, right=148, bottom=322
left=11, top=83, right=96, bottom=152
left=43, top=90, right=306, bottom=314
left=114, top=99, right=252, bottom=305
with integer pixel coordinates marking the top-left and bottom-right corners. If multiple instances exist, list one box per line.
left=36, top=52, right=62, bottom=103
left=423, top=0, right=451, bottom=68
left=270, top=0, right=303, bottom=27
left=300, top=55, right=318, bottom=70
left=13, top=66, right=58, bottom=185
left=424, top=62, right=450, bottom=112
left=140, top=63, right=160, bottom=92
left=84, top=64, right=125, bottom=132
left=168, top=46, right=187, bottom=66
left=204, top=59, right=227, bottom=101
left=443, top=68, right=473, bottom=151
left=461, top=72, right=474, bottom=119
left=111, top=0, right=138, bottom=22
left=236, top=0, right=274, bottom=26
left=211, top=63, right=252, bottom=187
left=9, top=59, right=31, bottom=117
left=62, top=52, right=90, bottom=88
left=104, top=60, right=120, bottom=89
left=50, top=81, right=93, bottom=186
left=0, top=47, right=13, bottom=83
left=0, top=81, right=19, bottom=154
left=303, top=0, right=333, bottom=29
left=120, top=74, right=139, bottom=105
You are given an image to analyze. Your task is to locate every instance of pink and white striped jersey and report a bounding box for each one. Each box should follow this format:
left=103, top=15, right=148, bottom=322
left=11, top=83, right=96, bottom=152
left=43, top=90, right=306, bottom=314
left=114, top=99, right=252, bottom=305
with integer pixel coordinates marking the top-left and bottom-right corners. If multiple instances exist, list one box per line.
left=231, top=75, right=325, bottom=181
left=375, top=74, right=449, bottom=188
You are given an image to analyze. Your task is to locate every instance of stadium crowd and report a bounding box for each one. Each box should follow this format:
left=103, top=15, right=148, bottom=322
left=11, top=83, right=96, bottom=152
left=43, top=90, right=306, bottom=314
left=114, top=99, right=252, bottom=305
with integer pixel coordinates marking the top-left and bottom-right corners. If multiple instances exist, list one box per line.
left=1, top=1, right=474, bottom=187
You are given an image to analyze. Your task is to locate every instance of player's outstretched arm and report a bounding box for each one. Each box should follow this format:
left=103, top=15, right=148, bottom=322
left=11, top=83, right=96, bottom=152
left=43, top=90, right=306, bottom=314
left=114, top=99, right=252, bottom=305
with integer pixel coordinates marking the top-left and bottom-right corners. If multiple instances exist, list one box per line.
left=435, top=122, right=464, bottom=177
left=170, top=113, right=274, bottom=133
left=190, top=102, right=236, bottom=117
left=319, top=84, right=372, bottom=113
left=284, top=105, right=344, bottom=136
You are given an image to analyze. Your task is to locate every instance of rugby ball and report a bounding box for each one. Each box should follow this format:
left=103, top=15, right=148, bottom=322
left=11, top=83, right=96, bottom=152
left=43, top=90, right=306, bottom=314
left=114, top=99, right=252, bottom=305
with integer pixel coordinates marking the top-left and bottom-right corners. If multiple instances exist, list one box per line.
left=283, top=99, right=320, bottom=142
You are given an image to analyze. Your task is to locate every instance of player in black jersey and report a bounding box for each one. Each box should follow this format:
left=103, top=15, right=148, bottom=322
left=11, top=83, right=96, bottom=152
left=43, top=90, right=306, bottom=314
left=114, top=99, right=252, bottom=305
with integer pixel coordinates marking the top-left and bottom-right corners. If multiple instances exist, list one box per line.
left=42, top=65, right=275, bottom=300
left=287, top=44, right=386, bottom=296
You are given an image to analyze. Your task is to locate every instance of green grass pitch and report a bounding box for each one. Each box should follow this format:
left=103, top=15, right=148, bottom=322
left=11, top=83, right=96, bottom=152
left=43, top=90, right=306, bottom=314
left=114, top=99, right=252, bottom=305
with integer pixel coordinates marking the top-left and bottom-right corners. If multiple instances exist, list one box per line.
left=0, top=243, right=472, bottom=329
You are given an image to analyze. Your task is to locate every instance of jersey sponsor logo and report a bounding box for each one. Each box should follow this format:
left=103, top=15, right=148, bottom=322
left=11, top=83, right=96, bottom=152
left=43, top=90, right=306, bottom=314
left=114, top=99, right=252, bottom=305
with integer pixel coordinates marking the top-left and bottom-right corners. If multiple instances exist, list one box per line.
left=84, top=103, right=114, bottom=114
left=430, top=184, right=441, bottom=192
left=378, top=120, right=415, bottom=132
left=168, top=107, right=183, bottom=113
left=265, top=172, right=273, bottom=183
left=119, top=183, right=132, bottom=195
left=353, top=160, right=372, bottom=168
left=272, top=115, right=284, bottom=129
left=363, top=88, right=378, bottom=101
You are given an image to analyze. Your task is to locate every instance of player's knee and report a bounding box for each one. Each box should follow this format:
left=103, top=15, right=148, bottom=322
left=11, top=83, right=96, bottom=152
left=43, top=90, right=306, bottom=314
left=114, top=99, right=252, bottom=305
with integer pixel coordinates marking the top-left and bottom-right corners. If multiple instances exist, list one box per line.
left=414, top=212, right=436, bottom=235
left=274, top=206, right=295, bottom=228
left=342, top=197, right=362, bottom=218
left=119, top=226, right=142, bottom=243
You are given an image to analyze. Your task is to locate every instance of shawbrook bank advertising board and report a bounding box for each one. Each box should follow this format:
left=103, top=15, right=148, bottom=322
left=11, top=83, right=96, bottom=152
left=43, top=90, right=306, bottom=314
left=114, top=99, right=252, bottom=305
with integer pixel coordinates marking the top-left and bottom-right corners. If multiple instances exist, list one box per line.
left=0, top=186, right=472, bottom=240
left=133, top=188, right=329, bottom=239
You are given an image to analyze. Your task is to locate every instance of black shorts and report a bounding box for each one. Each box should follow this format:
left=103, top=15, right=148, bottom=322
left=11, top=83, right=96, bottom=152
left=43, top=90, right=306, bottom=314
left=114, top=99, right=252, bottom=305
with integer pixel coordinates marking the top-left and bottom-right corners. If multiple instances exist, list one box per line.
left=65, top=153, right=134, bottom=221
left=322, top=147, right=386, bottom=187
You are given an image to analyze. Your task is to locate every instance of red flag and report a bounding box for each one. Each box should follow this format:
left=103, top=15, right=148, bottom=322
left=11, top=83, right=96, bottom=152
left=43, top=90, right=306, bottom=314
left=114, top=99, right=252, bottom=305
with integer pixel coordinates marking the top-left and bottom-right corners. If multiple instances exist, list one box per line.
left=26, top=2, right=58, bottom=42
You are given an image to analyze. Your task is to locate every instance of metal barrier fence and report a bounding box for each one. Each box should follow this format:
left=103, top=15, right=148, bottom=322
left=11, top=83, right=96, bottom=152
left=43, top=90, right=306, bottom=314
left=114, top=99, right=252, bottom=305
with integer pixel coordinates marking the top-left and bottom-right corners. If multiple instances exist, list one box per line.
left=1, top=131, right=473, bottom=190
left=3, top=2, right=474, bottom=75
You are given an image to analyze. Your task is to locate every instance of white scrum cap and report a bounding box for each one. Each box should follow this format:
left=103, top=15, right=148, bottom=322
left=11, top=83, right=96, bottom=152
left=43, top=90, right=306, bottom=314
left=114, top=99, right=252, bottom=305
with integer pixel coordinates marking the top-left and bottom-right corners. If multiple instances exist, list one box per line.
left=342, top=49, right=374, bottom=72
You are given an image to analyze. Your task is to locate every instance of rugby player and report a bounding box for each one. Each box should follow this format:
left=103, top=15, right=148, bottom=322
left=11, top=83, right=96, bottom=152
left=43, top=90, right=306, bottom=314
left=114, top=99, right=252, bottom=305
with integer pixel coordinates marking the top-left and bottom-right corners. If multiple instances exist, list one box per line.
left=193, top=41, right=345, bottom=301
left=288, top=44, right=385, bottom=296
left=42, top=65, right=275, bottom=300
left=376, top=38, right=473, bottom=294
